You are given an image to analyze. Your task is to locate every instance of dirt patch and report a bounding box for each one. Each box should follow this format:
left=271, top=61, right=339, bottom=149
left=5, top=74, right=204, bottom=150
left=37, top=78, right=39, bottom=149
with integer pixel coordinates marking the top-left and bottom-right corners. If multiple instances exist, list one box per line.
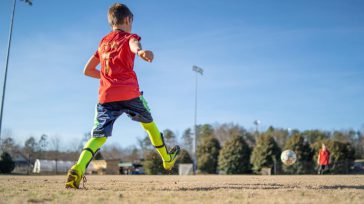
left=0, top=175, right=363, bottom=204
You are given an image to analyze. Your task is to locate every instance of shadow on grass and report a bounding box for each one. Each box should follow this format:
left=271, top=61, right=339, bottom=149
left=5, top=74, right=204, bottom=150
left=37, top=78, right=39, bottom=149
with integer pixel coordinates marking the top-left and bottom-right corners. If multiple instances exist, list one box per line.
left=308, top=185, right=364, bottom=190
left=160, top=183, right=364, bottom=191
left=161, top=183, right=285, bottom=191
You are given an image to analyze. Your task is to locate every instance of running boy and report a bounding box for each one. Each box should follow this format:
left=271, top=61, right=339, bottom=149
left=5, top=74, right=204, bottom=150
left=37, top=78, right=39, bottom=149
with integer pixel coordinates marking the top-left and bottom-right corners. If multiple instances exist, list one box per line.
left=65, top=3, right=180, bottom=189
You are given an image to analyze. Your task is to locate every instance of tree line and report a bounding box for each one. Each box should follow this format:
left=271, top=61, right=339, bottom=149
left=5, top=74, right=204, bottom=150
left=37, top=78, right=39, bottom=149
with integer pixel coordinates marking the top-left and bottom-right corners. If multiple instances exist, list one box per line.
left=142, top=124, right=363, bottom=175
left=0, top=123, right=363, bottom=174
left=194, top=124, right=361, bottom=174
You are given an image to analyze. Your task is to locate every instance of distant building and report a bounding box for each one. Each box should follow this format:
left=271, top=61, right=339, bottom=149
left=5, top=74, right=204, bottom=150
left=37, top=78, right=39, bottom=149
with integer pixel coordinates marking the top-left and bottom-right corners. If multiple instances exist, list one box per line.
left=352, top=159, right=364, bottom=174
left=88, top=160, right=107, bottom=174
left=104, top=159, right=122, bottom=174
left=178, top=163, right=193, bottom=175
left=119, top=161, right=144, bottom=175
left=33, top=159, right=74, bottom=174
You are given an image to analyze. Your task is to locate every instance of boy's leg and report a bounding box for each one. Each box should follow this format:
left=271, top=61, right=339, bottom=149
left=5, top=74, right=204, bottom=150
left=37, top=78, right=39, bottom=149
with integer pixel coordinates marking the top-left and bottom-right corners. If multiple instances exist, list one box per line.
left=140, top=121, right=169, bottom=161
left=318, top=165, right=324, bottom=175
left=75, top=137, right=107, bottom=174
left=141, top=121, right=180, bottom=170
left=65, top=137, right=107, bottom=189
left=66, top=102, right=120, bottom=189
left=121, top=94, right=180, bottom=170
left=323, top=165, right=329, bottom=174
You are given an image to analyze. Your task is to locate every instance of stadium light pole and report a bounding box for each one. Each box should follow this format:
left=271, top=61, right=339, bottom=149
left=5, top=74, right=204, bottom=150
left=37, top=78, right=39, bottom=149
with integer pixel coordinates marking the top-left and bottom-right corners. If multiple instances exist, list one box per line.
left=192, top=65, right=203, bottom=174
left=0, top=0, right=32, bottom=150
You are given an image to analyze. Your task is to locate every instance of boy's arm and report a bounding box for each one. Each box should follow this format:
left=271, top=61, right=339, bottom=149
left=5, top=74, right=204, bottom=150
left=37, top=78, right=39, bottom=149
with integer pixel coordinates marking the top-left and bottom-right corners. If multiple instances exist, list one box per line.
left=129, top=37, right=154, bottom=63
left=84, top=55, right=101, bottom=79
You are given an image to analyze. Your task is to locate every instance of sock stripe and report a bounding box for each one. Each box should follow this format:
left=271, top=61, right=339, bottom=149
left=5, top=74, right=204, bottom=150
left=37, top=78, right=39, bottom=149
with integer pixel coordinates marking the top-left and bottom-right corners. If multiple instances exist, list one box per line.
left=82, top=148, right=96, bottom=157
left=83, top=148, right=100, bottom=168
left=153, top=144, right=165, bottom=148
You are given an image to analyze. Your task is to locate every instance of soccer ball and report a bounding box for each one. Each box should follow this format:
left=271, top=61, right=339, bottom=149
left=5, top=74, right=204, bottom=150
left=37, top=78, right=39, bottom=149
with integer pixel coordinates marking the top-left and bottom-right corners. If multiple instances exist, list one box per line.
left=280, top=150, right=297, bottom=166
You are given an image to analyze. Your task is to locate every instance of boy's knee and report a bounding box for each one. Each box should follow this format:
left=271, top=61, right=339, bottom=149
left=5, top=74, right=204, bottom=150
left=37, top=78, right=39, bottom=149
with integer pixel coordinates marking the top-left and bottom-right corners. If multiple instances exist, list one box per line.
left=128, top=111, right=153, bottom=123
left=141, top=121, right=154, bottom=128
left=85, top=137, right=107, bottom=151
left=90, top=136, right=107, bottom=142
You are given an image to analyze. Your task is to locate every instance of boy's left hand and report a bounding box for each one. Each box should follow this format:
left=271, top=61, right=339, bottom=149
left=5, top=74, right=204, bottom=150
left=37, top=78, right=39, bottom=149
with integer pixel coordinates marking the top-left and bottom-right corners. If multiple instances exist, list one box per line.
left=138, top=50, right=154, bottom=62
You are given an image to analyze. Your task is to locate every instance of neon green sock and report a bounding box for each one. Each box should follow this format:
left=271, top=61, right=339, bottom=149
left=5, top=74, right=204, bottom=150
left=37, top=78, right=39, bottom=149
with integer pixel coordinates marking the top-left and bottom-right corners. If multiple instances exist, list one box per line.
left=141, top=122, right=170, bottom=161
left=75, top=137, right=107, bottom=174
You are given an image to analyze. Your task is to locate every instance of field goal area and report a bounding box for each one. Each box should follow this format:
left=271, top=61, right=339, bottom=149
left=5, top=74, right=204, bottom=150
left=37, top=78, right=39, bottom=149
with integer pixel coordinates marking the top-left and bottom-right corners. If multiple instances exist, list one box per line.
left=178, top=163, right=193, bottom=175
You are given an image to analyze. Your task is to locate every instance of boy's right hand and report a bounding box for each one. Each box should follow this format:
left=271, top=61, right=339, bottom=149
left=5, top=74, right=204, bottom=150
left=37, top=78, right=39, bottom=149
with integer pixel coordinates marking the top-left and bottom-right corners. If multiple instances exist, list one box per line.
left=138, top=50, right=154, bottom=63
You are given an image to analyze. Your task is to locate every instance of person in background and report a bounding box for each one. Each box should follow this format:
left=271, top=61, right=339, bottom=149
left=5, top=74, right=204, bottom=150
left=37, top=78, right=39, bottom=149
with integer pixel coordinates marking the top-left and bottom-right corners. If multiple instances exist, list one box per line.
left=317, top=143, right=330, bottom=175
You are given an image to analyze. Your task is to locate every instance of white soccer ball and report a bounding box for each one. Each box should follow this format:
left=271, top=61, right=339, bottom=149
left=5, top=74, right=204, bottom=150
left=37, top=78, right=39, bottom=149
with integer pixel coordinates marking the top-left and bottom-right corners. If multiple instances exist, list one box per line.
left=280, top=150, right=297, bottom=166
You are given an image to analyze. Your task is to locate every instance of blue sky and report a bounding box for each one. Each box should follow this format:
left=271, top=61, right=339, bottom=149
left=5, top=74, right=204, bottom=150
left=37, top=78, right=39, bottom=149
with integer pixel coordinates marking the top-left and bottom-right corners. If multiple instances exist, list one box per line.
left=0, top=0, right=363, bottom=149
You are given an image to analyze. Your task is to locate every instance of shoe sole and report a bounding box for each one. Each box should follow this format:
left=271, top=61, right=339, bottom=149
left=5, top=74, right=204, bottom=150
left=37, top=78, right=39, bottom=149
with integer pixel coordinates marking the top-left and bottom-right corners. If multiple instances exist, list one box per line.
left=65, top=170, right=81, bottom=189
left=65, top=181, right=77, bottom=189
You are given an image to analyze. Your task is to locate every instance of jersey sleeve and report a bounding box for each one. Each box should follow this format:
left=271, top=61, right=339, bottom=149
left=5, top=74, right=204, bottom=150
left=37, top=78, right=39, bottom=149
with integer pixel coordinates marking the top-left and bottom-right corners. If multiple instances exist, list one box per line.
left=129, top=33, right=141, bottom=41
left=94, top=49, right=100, bottom=59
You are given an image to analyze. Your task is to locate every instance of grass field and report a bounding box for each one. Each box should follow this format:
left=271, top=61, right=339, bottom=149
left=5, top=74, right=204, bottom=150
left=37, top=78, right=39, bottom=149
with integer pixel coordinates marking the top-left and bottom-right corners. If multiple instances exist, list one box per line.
left=1, top=175, right=364, bottom=204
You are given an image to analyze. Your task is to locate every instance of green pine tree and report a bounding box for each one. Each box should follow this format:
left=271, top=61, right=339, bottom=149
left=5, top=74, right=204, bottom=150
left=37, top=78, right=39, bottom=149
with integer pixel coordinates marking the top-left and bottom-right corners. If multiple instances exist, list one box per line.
left=197, top=137, right=220, bottom=174
left=178, top=149, right=193, bottom=164
left=143, top=151, right=163, bottom=175
left=196, top=124, right=214, bottom=142
left=251, top=134, right=281, bottom=174
left=218, top=135, right=251, bottom=174
left=0, top=152, right=15, bottom=174
left=283, top=133, right=314, bottom=174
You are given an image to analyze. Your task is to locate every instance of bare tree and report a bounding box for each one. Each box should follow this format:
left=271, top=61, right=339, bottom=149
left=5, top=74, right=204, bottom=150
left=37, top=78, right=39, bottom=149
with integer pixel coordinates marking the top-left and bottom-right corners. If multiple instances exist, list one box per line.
left=38, top=134, right=48, bottom=152
left=24, top=136, right=38, bottom=174
left=78, top=132, right=91, bottom=150
left=136, top=134, right=152, bottom=157
left=37, top=134, right=48, bottom=159
left=214, top=123, right=242, bottom=145
left=214, top=123, right=255, bottom=147
left=102, top=144, right=126, bottom=160
left=0, top=129, right=14, bottom=152
left=1, top=136, right=18, bottom=153
left=181, top=128, right=193, bottom=154
left=267, top=126, right=289, bottom=148
left=163, top=129, right=177, bottom=148
left=51, top=135, right=61, bottom=174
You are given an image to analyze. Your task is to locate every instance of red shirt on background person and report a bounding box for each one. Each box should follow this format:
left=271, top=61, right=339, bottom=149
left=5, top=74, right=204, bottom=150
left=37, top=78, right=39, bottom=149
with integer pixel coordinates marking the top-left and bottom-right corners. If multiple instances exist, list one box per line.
left=317, top=144, right=330, bottom=174
left=318, top=144, right=330, bottom=165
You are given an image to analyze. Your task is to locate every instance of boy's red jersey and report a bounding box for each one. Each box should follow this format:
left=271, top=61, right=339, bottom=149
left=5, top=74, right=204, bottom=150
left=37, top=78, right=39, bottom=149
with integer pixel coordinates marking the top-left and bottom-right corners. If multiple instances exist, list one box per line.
left=94, top=30, right=141, bottom=103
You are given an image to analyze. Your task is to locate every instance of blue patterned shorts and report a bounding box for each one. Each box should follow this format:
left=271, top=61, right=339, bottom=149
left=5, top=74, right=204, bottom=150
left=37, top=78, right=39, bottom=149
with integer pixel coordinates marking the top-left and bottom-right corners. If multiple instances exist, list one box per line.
left=91, top=95, right=153, bottom=137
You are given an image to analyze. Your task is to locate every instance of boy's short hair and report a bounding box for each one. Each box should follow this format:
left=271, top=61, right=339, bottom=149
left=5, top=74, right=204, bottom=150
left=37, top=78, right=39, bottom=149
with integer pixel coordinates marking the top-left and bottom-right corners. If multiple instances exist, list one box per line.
left=108, top=3, right=133, bottom=26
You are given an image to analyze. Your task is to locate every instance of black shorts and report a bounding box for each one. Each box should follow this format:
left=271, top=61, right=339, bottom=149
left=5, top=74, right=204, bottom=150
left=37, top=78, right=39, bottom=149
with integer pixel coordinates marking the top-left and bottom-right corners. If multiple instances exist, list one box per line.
left=91, top=95, right=153, bottom=137
left=319, top=165, right=329, bottom=170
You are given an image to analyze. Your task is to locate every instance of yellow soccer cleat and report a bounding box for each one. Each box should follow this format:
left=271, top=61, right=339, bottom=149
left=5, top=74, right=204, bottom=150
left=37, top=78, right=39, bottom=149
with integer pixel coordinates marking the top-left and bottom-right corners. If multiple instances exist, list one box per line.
left=65, top=165, right=84, bottom=189
left=163, top=145, right=180, bottom=171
